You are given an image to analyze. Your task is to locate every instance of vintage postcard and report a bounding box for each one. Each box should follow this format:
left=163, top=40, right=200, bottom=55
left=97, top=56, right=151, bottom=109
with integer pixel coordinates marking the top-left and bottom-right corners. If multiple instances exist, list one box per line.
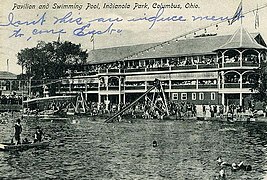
left=0, top=0, right=267, bottom=179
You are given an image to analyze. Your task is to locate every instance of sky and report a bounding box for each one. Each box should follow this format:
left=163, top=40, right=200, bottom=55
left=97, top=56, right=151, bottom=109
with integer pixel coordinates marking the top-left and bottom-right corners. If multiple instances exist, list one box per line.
left=0, top=0, right=267, bottom=74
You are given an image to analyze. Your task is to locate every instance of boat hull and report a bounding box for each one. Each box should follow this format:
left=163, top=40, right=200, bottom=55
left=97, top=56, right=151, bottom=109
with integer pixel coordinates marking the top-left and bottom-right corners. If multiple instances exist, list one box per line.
left=0, top=142, right=49, bottom=151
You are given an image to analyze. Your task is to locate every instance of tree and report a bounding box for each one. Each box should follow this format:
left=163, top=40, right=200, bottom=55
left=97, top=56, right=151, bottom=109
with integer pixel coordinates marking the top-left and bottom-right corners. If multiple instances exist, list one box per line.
left=17, top=41, right=88, bottom=80
left=17, top=41, right=88, bottom=96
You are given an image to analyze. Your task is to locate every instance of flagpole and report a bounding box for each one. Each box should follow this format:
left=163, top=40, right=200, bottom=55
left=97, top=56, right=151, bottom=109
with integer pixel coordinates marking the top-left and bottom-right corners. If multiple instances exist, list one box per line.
left=241, top=0, right=244, bottom=25
left=7, top=59, right=9, bottom=72
left=90, top=34, right=95, bottom=50
left=255, top=4, right=259, bottom=30
left=93, top=38, right=95, bottom=50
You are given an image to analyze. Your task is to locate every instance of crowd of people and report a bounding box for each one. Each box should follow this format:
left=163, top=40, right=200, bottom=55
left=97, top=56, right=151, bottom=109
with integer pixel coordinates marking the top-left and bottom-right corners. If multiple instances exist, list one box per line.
left=0, top=95, right=24, bottom=105
left=83, top=100, right=228, bottom=121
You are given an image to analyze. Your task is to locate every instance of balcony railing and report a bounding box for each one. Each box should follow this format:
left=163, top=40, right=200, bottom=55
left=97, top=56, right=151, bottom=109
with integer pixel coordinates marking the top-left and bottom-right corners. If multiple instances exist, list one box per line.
left=108, top=69, right=120, bottom=73
left=198, top=64, right=218, bottom=69
left=171, top=85, right=196, bottom=89
left=125, top=86, right=145, bottom=90
left=198, top=84, right=217, bottom=89
left=100, top=86, right=120, bottom=91
left=242, top=61, right=259, bottom=67
left=242, top=83, right=253, bottom=89
left=86, top=87, right=98, bottom=91
left=147, top=67, right=170, bottom=71
left=108, top=86, right=119, bottom=90
left=96, top=61, right=260, bottom=74
left=99, top=69, right=107, bottom=73
left=224, top=83, right=240, bottom=88
left=224, top=62, right=240, bottom=67
left=125, top=68, right=145, bottom=73
left=171, top=65, right=197, bottom=70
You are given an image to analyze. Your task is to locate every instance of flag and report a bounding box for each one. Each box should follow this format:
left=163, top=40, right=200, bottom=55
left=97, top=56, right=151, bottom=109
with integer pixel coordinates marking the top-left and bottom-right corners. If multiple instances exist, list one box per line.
left=90, top=34, right=94, bottom=42
left=254, top=5, right=260, bottom=29
left=230, top=1, right=243, bottom=25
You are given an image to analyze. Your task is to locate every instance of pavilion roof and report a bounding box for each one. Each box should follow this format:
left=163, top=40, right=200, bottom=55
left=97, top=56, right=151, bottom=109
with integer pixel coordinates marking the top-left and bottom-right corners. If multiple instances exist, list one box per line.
left=86, top=31, right=265, bottom=65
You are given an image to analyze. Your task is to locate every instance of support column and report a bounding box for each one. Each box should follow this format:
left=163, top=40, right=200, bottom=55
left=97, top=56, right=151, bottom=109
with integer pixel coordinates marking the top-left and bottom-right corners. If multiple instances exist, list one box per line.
left=98, top=94, right=101, bottom=110
left=169, top=78, right=171, bottom=100
left=239, top=93, right=242, bottom=106
left=19, top=80, right=21, bottom=91
left=118, top=77, right=121, bottom=111
left=69, top=79, right=72, bottom=93
left=106, top=76, right=109, bottom=111
left=98, top=78, right=101, bottom=110
left=222, top=93, right=225, bottom=106
left=221, top=71, right=225, bottom=89
left=240, top=74, right=242, bottom=89
left=85, top=81, right=88, bottom=100
left=123, top=77, right=126, bottom=104
left=216, top=54, right=219, bottom=67
left=10, top=80, right=12, bottom=92
left=123, top=93, right=126, bottom=104
left=218, top=72, right=220, bottom=89
left=258, top=52, right=261, bottom=67
left=106, top=95, right=109, bottom=111
left=240, top=51, right=243, bottom=67
left=222, top=51, right=225, bottom=68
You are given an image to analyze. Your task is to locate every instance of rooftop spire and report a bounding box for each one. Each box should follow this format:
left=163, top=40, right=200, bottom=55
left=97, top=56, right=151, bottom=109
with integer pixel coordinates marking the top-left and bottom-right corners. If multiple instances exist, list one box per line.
left=215, top=26, right=267, bottom=51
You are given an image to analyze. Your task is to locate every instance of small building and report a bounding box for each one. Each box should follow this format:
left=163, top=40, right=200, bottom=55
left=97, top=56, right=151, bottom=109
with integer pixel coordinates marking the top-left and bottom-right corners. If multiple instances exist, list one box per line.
left=0, top=71, right=18, bottom=95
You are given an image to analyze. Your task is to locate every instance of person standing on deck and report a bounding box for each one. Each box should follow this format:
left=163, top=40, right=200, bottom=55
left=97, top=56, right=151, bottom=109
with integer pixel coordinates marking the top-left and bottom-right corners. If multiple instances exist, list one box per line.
left=14, top=119, right=22, bottom=145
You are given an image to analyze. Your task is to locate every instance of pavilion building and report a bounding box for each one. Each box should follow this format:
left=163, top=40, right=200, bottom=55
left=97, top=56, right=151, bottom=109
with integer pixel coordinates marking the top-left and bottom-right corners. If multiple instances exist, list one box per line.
left=56, top=27, right=267, bottom=110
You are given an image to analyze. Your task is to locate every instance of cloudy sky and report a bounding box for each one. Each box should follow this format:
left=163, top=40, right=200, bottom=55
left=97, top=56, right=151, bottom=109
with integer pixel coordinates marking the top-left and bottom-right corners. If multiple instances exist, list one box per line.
left=1, top=0, right=267, bottom=74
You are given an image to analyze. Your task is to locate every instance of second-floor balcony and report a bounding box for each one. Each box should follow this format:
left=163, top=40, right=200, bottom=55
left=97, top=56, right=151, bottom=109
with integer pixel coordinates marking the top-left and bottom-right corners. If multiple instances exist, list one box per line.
left=98, top=61, right=260, bottom=75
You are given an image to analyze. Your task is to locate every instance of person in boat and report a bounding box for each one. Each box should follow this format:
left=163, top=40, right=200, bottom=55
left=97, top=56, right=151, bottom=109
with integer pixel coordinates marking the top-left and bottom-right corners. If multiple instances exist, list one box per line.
left=34, top=126, right=44, bottom=143
left=14, top=119, right=22, bottom=145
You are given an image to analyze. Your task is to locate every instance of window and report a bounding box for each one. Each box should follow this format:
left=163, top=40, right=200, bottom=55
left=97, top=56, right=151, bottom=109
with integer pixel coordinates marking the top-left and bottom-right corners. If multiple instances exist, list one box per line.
left=181, top=93, right=187, bottom=100
left=192, top=93, right=196, bottom=100
left=199, top=93, right=204, bottom=100
left=211, top=92, right=216, bottom=100
left=172, top=93, right=178, bottom=100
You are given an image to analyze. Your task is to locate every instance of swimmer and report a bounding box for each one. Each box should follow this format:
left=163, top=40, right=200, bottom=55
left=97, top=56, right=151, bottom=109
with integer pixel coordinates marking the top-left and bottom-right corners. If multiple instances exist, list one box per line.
left=237, top=161, right=252, bottom=171
left=216, top=156, right=230, bottom=167
left=232, top=161, right=252, bottom=171
left=152, top=140, right=158, bottom=147
left=219, top=168, right=226, bottom=179
left=231, top=163, right=238, bottom=172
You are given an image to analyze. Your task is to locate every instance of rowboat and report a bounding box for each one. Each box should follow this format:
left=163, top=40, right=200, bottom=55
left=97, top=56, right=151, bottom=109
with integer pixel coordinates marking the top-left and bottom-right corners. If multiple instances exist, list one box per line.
left=0, top=141, right=49, bottom=151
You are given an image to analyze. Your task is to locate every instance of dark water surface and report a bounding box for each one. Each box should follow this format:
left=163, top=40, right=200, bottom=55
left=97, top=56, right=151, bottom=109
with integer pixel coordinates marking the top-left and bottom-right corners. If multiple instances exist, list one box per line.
left=1, top=117, right=267, bottom=179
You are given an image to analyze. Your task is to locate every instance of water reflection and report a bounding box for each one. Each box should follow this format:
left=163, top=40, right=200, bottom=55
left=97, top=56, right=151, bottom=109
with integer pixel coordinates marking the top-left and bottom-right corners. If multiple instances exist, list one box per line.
left=0, top=118, right=267, bottom=179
